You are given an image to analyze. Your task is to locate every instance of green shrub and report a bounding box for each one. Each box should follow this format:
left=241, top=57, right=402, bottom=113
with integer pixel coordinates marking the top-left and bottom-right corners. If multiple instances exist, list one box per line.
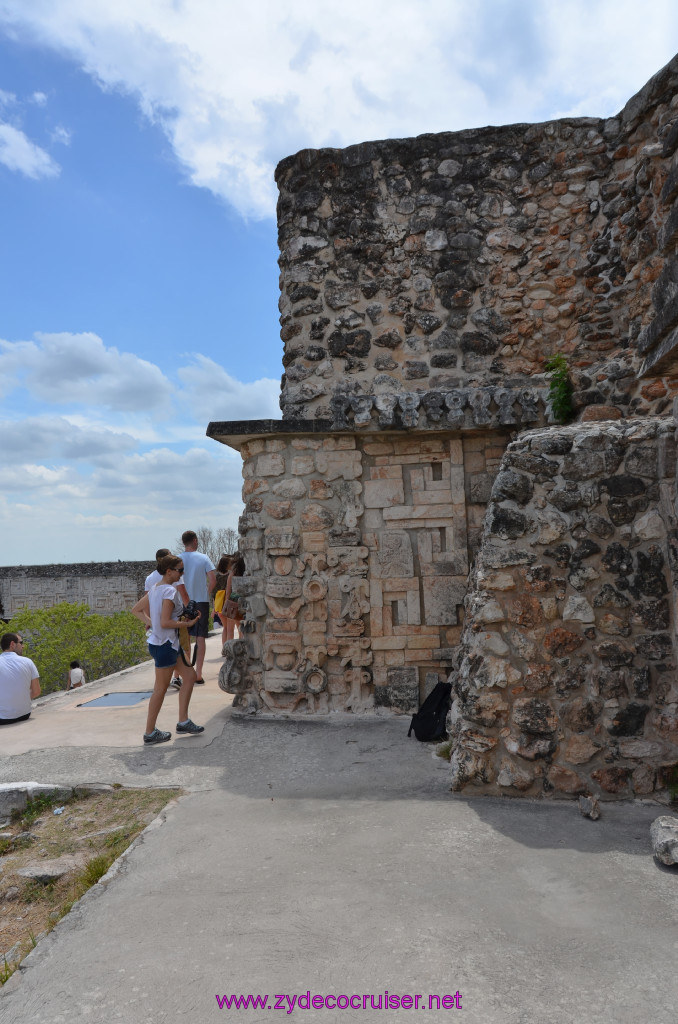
left=0, top=603, right=149, bottom=694
left=545, top=353, right=574, bottom=424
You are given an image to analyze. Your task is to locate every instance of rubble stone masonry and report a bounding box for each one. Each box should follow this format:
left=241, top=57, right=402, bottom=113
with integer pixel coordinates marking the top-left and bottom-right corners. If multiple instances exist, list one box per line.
left=209, top=55, right=678, bottom=800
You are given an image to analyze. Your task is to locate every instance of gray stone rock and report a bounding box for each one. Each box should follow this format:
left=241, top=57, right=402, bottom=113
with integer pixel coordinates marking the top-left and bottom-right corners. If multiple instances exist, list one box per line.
left=650, top=816, right=678, bottom=865
left=17, top=852, right=89, bottom=883
left=578, top=795, right=601, bottom=820
left=492, top=469, right=533, bottom=505
left=2, top=942, right=21, bottom=964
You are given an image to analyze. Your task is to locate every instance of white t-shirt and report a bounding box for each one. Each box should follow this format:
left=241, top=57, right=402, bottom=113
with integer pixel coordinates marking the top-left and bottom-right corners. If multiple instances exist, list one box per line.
left=0, top=651, right=39, bottom=719
left=182, top=550, right=215, bottom=603
left=145, top=569, right=185, bottom=591
left=69, top=667, right=85, bottom=687
left=147, top=583, right=182, bottom=650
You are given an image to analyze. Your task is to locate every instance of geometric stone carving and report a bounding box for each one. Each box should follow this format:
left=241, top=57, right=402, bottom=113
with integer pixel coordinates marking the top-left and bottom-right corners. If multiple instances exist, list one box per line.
left=374, top=531, right=414, bottom=578
left=422, top=576, right=467, bottom=625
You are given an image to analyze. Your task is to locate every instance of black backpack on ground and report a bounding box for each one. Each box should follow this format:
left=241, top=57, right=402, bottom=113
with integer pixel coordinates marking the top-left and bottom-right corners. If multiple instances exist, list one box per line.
left=407, top=681, right=452, bottom=742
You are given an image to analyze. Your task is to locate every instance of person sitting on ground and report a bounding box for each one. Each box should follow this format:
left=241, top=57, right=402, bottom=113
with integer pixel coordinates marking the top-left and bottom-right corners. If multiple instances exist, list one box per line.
left=0, top=632, right=40, bottom=725
left=144, top=548, right=188, bottom=692
left=67, top=660, right=86, bottom=689
left=131, top=554, right=204, bottom=744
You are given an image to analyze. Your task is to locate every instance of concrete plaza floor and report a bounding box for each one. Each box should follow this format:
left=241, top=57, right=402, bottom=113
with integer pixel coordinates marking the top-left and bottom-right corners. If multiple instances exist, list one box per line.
left=0, top=634, right=676, bottom=1023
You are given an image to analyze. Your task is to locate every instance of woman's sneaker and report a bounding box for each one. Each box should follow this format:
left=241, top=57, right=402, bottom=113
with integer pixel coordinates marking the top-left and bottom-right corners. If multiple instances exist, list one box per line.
left=143, top=729, right=171, bottom=744
left=176, top=719, right=204, bottom=734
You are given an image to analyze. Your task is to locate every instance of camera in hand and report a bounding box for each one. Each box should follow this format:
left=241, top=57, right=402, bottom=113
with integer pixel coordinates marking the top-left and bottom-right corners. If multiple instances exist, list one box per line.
left=180, top=599, right=199, bottom=621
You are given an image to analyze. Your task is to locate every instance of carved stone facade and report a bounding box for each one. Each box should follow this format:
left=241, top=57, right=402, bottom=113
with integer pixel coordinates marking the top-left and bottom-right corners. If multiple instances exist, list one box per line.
left=0, top=562, right=153, bottom=618
left=209, top=56, right=678, bottom=799
left=211, top=425, right=530, bottom=713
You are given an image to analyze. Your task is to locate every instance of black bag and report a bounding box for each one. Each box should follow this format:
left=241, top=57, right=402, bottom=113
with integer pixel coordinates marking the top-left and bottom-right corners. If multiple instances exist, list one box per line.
left=408, top=682, right=452, bottom=742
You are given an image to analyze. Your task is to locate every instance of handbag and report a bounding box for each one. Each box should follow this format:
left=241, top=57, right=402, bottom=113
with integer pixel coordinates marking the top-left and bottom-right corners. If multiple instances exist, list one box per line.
left=214, top=589, right=226, bottom=613
left=224, top=598, right=242, bottom=621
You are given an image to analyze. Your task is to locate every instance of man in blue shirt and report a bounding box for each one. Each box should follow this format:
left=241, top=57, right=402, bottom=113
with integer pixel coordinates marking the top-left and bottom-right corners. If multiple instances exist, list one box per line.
left=181, top=530, right=216, bottom=684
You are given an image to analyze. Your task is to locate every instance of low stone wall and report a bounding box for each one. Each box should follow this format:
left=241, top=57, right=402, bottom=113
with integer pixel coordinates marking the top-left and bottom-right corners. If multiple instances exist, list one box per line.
left=448, top=417, right=678, bottom=800
left=0, top=562, right=154, bottom=618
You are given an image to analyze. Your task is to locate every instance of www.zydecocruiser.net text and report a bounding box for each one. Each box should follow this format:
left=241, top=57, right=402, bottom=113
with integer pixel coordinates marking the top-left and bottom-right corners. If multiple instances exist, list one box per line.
left=215, top=991, right=463, bottom=1012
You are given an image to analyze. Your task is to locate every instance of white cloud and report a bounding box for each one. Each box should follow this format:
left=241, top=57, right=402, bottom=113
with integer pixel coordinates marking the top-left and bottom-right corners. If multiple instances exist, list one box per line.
left=0, top=415, right=138, bottom=465
left=178, top=355, right=280, bottom=421
left=0, top=330, right=272, bottom=561
left=2, top=1, right=677, bottom=216
left=30, top=90, right=47, bottom=105
left=50, top=124, right=71, bottom=145
left=0, top=120, right=59, bottom=178
left=0, top=331, right=174, bottom=411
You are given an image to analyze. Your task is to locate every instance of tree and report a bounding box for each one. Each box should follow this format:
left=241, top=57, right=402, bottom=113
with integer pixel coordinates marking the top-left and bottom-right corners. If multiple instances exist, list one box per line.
left=0, top=604, right=149, bottom=694
left=175, top=526, right=239, bottom=565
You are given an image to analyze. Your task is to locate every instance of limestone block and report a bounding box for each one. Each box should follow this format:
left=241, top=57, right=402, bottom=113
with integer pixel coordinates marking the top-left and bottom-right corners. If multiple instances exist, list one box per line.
left=422, top=576, right=466, bottom=625
left=650, top=817, right=678, bottom=864
left=497, top=758, right=534, bottom=790
left=480, top=571, right=516, bottom=591
left=374, top=667, right=419, bottom=712
left=634, top=510, right=664, bottom=540
left=363, top=478, right=405, bottom=508
left=383, top=503, right=457, bottom=522
left=291, top=455, right=315, bottom=475
left=265, top=670, right=303, bottom=693
left=547, top=766, right=586, bottom=795
left=266, top=578, right=302, bottom=598
left=562, top=596, right=595, bottom=623
left=272, top=478, right=307, bottom=499
left=475, top=600, right=505, bottom=624
left=315, top=450, right=362, bottom=480
left=265, top=531, right=299, bottom=555
left=373, top=531, right=414, bottom=578
left=562, top=735, right=600, bottom=764
left=258, top=454, right=285, bottom=477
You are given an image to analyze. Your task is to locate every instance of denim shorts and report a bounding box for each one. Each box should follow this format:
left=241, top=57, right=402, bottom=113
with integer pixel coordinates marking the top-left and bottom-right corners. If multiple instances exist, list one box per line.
left=148, top=641, right=179, bottom=668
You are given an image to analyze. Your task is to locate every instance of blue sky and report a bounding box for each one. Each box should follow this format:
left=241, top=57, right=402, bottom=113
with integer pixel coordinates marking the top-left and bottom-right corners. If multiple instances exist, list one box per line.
left=1, top=0, right=678, bottom=564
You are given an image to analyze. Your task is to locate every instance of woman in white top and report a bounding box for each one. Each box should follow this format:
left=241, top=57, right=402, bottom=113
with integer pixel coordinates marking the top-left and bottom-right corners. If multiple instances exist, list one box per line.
left=67, top=661, right=85, bottom=689
left=131, top=554, right=204, bottom=744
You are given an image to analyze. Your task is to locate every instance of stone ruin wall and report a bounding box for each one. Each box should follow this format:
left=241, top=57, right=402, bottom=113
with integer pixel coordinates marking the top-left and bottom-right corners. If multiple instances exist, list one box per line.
left=275, top=55, right=678, bottom=423
left=449, top=418, right=678, bottom=801
left=0, top=562, right=154, bottom=618
left=211, top=56, right=678, bottom=798
left=228, top=427, right=521, bottom=714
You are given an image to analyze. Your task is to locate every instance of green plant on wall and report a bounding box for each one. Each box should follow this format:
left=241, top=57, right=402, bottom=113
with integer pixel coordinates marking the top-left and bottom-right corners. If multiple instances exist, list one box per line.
left=545, top=353, right=574, bottom=424
left=0, top=603, right=148, bottom=694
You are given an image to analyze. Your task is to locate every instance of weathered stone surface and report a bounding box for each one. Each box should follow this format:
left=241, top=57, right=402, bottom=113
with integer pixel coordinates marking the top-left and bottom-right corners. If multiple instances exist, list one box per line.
left=563, top=735, right=601, bottom=764
left=492, top=470, right=533, bottom=505
left=562, top=595, right=595, bottom=623
left=578, top=794, right=601, bottom=819
left=607, top=702, right=650, bottom=736
left=497, top=758, right=534, bottom=791
left=505, top=732, right=557, bottom=761
left=548, top=765, right=586, bottom=794
left=512, top=698, right=558, bottom=735
left=591, top=767, right=631, bottom=793
left=650, top=816, right=678, bottom=865
left=17, top=853, right=89, bottom=883
left=374, top=668, right=419, bottom=713
left=461, top=692, right=509, bottom=728
left=543, top=628, right=585, bottom=657
left=564, top=697, right=603, bottom=733
left=218, top=66, right=678, bottom=807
